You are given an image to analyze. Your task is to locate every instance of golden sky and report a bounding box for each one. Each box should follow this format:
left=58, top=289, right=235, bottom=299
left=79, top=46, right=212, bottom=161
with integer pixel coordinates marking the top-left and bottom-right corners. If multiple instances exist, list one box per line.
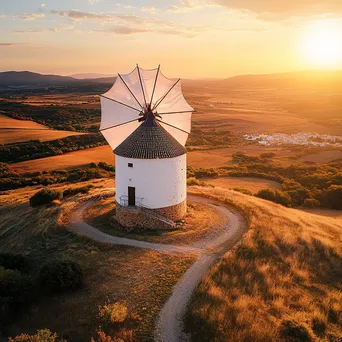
left=1, top=0, right=342, bottom=77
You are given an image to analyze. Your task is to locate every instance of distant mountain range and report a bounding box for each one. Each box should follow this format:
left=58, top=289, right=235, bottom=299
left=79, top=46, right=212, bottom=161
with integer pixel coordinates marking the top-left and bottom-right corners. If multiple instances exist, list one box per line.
left=0, top=71, right=116, bottom=87
left=69, top=73, right=115, bottom=80
left=0, top=69, right=341, bottom=89
left=220, top=69, right=342, bottom=90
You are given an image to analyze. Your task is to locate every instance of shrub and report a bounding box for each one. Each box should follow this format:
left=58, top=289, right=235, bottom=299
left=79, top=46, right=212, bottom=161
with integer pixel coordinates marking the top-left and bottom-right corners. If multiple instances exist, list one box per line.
left=319, top=185, right=342, bottom=210
left=187, top=177, right=202, bottom=186
left=29, top=188, right=62, bottom=207
left=260, top=152, right=276, bottom=159
left=63, top=184, right=94, bottom=197
left=99, top=302, right=128, bottom=324
left=232, top=188, right=253, bottom=196
left=9, top=329, right=66, bottom=342
left=303, top=198, right=321, bottom=208
left=98, top=161, right=115, bottom=172
left=0, top=253, right=28, bottom=271
left=256, top=188, right=292, bottom=207
left=39, top=259, right=84, bottom=293
left=311, top=316, right=327, bottom=337
left=91, top=330, right=119, bottom=342
left=279, top=319, right=312, bottom=341
left=0, top=267, right=33, bottom=304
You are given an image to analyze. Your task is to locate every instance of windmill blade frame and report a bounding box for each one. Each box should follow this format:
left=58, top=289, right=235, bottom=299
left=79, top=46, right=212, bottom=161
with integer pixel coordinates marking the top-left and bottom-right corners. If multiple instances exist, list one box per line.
left=100, top=65, right=194, bottom=149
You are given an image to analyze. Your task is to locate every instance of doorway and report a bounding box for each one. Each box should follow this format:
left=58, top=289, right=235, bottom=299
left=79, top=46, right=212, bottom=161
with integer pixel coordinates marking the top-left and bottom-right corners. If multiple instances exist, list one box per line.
left=128, top=186, right=135, bottom=206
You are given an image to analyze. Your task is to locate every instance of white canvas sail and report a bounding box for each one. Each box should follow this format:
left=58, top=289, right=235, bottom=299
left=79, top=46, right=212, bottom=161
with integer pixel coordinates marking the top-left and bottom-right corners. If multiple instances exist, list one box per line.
left=100, top=66, right=194, bottom=149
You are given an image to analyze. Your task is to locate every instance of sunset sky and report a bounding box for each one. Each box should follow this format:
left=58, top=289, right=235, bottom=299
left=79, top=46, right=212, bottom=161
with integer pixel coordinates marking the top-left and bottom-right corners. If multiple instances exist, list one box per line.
left=1, top=0, right=342, bottom=78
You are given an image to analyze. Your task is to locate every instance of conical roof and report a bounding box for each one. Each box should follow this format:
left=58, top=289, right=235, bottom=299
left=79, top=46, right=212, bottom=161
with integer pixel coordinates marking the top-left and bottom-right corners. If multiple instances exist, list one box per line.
left=114, top=112, right=186, bottom=159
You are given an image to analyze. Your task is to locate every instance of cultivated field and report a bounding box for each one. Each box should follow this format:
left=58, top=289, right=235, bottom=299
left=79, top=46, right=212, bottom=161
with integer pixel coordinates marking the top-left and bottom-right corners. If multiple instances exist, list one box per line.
left=204, top=176, right=281, bottom=193
left=0, top=114, right=85, bottom=144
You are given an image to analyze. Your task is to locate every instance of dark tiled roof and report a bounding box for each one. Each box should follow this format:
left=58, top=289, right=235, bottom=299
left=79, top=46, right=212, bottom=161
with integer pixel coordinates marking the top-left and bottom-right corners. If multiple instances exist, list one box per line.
left=114, top=120, right=186, bottom=159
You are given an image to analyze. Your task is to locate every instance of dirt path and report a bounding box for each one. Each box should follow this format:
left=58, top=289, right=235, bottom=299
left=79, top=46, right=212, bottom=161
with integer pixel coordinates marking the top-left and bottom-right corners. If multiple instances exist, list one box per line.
left=155, top=195, right=247, bottom=342
left=68, top=193, right=247, bottom=342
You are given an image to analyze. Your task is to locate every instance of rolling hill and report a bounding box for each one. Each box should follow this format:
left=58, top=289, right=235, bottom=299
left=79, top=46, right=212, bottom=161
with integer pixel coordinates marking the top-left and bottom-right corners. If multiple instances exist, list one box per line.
left=0, top=71, right=82, bottom=87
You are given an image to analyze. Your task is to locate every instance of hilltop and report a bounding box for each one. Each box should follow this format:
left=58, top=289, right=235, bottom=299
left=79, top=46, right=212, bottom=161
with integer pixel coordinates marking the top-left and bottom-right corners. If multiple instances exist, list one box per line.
left=1, top=69, right=341, bottom=89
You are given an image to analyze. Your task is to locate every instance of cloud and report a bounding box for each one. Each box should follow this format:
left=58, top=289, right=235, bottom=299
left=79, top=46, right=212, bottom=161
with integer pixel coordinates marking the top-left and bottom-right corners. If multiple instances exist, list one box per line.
left=0, top=43, right=24, bottom=46
left=97, top=26, right=149, bottom=34
left=15, top=25, right=74, bottom=34
left=141, top=7, right=157, bottom=14
left=50, top=9, right=207, bottom=37
left=16, top=13, right=45, bottom=21
left=212, top=0, right=342, bottom=20
left=168, top=0, right=215, bottom=12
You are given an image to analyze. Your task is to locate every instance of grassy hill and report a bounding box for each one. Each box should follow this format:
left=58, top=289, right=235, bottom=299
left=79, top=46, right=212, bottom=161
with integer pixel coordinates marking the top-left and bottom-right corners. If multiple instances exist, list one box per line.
left=186, top=187, right=342, bottom=342
left=0, top=182, right=341, bottom=340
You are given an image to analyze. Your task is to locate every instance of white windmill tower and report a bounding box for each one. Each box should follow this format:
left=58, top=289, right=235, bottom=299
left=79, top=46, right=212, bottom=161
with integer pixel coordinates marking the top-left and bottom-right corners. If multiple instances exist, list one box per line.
left=100, top=65, right=194, bottom=229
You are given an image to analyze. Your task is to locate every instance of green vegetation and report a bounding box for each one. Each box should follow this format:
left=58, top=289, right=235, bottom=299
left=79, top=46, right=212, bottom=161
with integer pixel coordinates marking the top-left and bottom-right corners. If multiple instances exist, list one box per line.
left=0, top=100, right=100, bottom=132
left=9, top=329, right=66, bottom=342
left=0, top=162, right=114, bottom=191
left=63, top=184, right=94, bottom=197
left=188, top=152, right=342, bottom=209
left=1, top=134, right=106, bottom=163
left=0, top=253, right=28, bottom=271
left=186, top=127, right=238, bottom=148
left=256, top=188, right=291, bottom=207
left=99, top=302, right=129, bottom=324
left=39, top=259, right=84, bottom=294
left=29, top=189, right=62, bottom=207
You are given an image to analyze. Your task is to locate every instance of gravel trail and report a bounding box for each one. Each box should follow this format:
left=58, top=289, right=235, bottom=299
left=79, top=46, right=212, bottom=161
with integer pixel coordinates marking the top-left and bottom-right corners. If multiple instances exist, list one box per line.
left=68, top=193, right=247, bottom=342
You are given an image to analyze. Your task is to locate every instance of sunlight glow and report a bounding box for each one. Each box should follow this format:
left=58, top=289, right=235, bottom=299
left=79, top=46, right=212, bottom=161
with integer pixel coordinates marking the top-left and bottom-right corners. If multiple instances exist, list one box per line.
left=299, top=20, right=342, bottom=67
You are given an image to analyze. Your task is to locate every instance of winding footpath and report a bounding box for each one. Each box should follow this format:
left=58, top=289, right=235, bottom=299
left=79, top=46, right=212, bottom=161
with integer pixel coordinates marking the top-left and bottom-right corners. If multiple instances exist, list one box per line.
left=69, top=193, right=247, bottom=342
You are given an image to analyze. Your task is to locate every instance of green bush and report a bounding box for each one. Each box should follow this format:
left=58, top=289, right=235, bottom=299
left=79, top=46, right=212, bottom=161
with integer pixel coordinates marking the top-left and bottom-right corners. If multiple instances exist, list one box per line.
left=303, top=198, right=321, bottom=208
left=187, top=177, right=202, bottom=186
left=279, top=319, right=312, bottom=341
left=260, top=152, right=276, bottom=159
left=319, top=185, right=342, bottom=210
left=256, top=188, right=292, bottom=207
left=29, top=188, right=62, bottom=207
left=0, top=267, right=33, bottom=304
left=63, top=184, right=94, bottom=197
left=39, top=259, right=84, bottom=293
left=0, top=253, right=28, bottom=271
left=98, top=161, right=115, bottom=172
left=232, top=188, right=253, bottom=196
left=99, top=302, right=128, bottom=324
left=9, top=329, right=66, bottom=342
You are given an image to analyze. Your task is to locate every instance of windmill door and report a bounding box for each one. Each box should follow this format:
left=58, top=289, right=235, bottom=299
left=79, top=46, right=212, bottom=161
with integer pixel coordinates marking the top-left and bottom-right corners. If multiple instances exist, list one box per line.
left=128, top=187, right=135, bottom=206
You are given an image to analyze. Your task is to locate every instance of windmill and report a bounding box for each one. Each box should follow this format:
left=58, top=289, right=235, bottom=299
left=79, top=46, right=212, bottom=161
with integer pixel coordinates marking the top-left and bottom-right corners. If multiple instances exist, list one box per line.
left=100, top=65, right=194, bottom=229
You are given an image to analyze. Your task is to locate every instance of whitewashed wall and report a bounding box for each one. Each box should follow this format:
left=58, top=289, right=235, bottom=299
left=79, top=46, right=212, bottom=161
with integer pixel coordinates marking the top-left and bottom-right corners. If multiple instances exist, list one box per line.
left=115, top=154, right=186, bottom=209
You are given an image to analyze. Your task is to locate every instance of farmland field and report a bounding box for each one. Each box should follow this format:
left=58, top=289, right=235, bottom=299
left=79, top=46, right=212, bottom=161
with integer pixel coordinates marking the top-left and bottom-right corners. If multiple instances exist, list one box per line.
left=204, top=176, right=282, bottom=193
left=0, top=114, right=85, bottom=144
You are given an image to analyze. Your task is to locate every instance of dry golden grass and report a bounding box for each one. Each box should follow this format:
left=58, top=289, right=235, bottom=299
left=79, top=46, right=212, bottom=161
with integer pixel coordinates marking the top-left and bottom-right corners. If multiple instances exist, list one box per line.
left=83, top=197, right=227, bottom=245
left=205, top=176, right=281, bottom=194
left=0, top=114, right=85, bottom=144
left=185, top=186, right=342, bottom=342
left=0, top=181, right=194, bottom=341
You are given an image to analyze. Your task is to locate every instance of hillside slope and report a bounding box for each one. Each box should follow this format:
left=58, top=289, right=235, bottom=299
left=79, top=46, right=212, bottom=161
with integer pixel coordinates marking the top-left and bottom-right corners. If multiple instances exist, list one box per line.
left=0, top=71, right=81, bottom=86
left=186, top=187, right=342, bottom=342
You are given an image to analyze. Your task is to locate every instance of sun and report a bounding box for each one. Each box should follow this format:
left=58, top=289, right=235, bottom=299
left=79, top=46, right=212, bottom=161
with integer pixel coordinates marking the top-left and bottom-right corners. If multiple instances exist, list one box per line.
left=299, top=20, right=342, bottom=68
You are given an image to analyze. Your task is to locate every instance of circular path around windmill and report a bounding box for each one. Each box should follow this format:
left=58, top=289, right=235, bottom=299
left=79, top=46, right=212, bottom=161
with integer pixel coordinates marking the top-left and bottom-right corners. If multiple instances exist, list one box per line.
left=69, top=192, right=248, bottom=342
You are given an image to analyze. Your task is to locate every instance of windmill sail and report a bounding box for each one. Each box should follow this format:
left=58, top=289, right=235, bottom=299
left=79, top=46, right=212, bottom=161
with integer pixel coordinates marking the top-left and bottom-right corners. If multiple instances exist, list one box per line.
left=100, top=65, right=194, bottom=149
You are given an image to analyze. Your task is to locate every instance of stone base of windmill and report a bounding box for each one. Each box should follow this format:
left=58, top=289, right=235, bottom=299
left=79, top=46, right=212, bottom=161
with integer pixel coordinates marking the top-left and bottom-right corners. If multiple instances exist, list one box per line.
left=115, top=200, right=186, bottom=231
